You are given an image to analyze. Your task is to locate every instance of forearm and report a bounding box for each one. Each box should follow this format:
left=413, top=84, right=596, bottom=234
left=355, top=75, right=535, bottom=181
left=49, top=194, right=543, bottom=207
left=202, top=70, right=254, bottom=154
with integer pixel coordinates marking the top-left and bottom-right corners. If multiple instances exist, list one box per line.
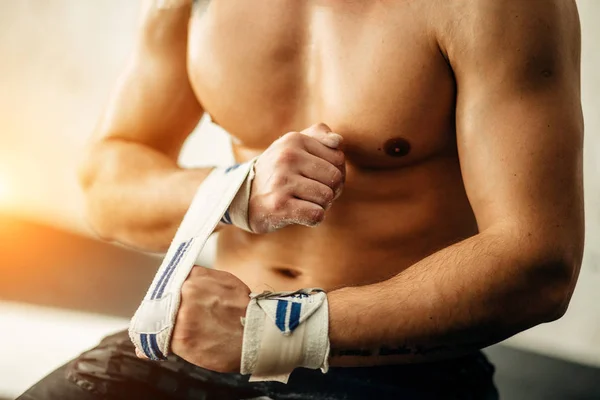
left=327, top=225, right=575, bottom=367
left=81, top=138, right=214, bottom=252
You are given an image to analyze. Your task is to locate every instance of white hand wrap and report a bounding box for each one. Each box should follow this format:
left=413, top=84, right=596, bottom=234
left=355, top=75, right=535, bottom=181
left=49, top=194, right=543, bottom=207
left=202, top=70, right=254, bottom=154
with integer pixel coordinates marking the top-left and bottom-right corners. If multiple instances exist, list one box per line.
left=128, top=158, right=257, bottom=361
left=218, top=162, right=256, bottom=232
left=241, top=289, right=331, bottom=383
left=129, top=156, right=331, bottom=383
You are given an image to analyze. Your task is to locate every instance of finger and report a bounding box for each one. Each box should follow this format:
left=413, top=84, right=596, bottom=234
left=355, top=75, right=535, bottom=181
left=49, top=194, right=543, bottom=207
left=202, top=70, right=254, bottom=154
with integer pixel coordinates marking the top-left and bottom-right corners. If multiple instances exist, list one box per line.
left=296, top=153, right=344, bottom=192
left=305, top=122, right=332, bottom=135
left=136, top=348, right=150, bottom=360
left=283, top=198, right=325, bottom=227
left=301, top=123, right=344, bottom=149
left=290, top=176, right=336, bottom=209
left=302, top=138, right=346, bottom=170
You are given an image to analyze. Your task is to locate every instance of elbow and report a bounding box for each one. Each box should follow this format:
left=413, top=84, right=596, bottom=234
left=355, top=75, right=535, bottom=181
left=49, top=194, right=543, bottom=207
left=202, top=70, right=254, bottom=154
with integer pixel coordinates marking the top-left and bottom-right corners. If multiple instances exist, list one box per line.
left=78, top=149, right=118, bottom=242
left=77, top=142, right=174, bottom=253
left=525, top=246, right=583, bottom=325
left=537, top=267, right=576, bottom=324
left=78, top=140, right=135, bottom=243
left=82, top=198, right=118, bottom=244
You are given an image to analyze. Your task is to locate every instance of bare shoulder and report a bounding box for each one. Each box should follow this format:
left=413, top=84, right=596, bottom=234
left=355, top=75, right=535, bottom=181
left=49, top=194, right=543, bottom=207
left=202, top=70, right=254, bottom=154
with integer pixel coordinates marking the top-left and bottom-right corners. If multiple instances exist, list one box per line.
left=433, top=0, right=581, bottom=78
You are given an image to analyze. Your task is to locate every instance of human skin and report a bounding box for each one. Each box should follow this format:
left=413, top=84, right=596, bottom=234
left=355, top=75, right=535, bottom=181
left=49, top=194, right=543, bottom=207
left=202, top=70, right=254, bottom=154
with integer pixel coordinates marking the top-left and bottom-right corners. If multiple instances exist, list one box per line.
left=81, top=0, right=584, bottom=371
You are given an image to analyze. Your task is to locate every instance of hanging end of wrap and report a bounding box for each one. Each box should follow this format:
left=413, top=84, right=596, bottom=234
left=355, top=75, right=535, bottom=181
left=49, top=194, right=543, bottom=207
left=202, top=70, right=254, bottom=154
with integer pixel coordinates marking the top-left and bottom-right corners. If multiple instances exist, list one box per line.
left=129, top=294, right=174, bottom=361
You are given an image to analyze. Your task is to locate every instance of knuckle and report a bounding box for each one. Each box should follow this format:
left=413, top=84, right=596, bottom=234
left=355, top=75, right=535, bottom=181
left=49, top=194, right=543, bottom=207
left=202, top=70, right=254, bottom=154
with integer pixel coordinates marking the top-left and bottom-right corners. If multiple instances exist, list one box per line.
left=277, top=147, right=298, bottom=166
left=321, top=187, right=335, bottom=204
left=329, top=168, right=343, bottom=186
left=267, top=194, right=289, bottom=212
left=307, top=207, right=325, bottom=225
left=215, top=269, right=235, bottom=282
left=189, top=265, right=207, bottom=277
left=181, top=275, right=209, bottom=298
left=312, top=122, right=331, bottom=133
left=270, top=172, right=289, bottom=188
left=181, top=278, right=196, bottom=294
left=217, top=271, right=244, bottom=290
left=332, top=150, right=345, bottom=166
left=280, top=131, right=303, bottom=145
left=181, top=280, right=197, bottom=298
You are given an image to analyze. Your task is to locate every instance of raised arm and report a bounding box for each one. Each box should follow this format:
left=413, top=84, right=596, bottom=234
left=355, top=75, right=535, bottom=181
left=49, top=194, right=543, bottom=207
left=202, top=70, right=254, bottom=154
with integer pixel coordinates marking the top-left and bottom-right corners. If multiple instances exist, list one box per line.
left=79, top=0, right=206, bottom=251
left=327, top=0, right=584, bottom=366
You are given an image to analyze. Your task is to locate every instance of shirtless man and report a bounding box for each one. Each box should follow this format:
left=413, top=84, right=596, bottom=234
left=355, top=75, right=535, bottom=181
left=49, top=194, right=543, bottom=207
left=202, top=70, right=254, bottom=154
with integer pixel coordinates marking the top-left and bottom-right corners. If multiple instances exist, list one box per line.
left=19, top=0, right=584, bottom=398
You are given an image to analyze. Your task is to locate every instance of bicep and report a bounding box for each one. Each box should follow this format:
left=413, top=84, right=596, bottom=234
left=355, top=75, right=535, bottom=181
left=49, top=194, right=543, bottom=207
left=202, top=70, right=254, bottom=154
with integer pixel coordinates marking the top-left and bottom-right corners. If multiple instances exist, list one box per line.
left=451, top=0, right=584, bottom=244
left=95, top=0, right=203, bottom=160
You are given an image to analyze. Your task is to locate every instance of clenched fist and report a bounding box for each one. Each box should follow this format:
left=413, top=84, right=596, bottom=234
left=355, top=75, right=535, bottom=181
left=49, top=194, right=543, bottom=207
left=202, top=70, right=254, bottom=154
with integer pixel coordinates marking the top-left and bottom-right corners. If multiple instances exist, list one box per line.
left=169, top=266, right=251, bottom=373
left=249, top=123, right=346, bottom=233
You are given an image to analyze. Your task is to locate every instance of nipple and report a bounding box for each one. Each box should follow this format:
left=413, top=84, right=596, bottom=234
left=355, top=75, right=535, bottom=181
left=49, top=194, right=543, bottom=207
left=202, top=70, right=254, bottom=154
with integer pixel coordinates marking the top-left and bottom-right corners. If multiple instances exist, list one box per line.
left=383, top=137, right=411, bottom=157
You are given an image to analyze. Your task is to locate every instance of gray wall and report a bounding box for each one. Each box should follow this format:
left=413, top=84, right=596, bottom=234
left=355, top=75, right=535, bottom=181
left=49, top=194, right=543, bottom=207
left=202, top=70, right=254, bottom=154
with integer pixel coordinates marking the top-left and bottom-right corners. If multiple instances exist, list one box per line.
left=0, top=0, right=598, bottom=366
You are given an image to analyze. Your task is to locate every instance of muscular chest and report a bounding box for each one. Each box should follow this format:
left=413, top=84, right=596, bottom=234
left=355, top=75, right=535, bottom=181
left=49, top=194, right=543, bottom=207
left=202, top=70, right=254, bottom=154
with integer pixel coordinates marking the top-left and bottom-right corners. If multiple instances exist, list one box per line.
left=187, top=0, right=456, bottom=168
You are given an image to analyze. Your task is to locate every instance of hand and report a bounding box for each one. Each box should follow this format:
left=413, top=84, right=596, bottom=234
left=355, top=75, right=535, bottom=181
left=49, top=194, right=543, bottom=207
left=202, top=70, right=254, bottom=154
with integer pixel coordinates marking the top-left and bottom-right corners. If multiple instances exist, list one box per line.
left=249, top=123, right=346, bottom=233
left=167, top=266, right=251, bottom=373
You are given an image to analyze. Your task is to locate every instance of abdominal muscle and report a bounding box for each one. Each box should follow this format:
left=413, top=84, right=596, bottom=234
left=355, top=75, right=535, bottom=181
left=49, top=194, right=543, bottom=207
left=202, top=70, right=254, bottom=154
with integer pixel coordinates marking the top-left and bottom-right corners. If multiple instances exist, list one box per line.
left=212, top=152, right=479, bottom=294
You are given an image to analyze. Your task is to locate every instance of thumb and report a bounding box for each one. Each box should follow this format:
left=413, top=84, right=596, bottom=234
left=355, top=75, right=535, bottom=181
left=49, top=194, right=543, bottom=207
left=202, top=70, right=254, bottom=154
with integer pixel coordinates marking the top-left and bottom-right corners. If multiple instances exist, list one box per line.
left=301, top=123, right=344, bottom=149
left=136, top=348, right=150, bottom=360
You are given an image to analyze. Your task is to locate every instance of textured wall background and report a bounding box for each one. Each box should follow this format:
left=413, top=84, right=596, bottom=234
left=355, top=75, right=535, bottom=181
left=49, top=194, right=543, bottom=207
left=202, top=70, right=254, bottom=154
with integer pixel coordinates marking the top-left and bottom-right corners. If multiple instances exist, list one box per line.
left=0, top=0, right=598, bottom=366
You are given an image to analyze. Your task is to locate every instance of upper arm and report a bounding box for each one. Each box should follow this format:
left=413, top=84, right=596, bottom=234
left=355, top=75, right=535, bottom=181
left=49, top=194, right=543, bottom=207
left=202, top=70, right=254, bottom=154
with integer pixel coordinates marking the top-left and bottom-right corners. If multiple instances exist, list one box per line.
left=95, top=0, right=203, bottom=160
left=445, top=0, right=584, bottom=259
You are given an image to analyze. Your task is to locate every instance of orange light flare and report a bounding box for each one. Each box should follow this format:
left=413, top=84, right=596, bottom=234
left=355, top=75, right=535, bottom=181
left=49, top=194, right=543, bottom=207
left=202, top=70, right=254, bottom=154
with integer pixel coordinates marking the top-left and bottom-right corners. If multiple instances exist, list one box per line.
left=0, top=172, right=16, bottom=210
left=0, top=175, right=8, bottom=203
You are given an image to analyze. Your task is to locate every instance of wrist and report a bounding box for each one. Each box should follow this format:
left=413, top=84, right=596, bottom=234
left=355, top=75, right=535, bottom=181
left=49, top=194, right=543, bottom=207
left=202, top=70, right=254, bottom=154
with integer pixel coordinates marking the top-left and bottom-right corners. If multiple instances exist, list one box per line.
left=240, top=288, right=331, bottom=382
left=327, top=287, right=360, bottom=350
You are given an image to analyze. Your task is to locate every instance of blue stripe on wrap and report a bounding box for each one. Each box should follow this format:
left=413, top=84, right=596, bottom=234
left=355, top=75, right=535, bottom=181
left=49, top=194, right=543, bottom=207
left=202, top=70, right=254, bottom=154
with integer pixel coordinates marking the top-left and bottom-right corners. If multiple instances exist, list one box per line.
left=275, top=300, right=288, bottom=332
left=149, top=333, right=166, bottom=360
left=154, top=239, right=193, bottom=299
left=140, top=334, right=153, bottom=359
left=151, top=241, right=187, bottom=300
left=220, top=210, right=232, bottom=225
left=289, top=302, right=302, bottom=332
left=225, top=163, right=241, bottom=173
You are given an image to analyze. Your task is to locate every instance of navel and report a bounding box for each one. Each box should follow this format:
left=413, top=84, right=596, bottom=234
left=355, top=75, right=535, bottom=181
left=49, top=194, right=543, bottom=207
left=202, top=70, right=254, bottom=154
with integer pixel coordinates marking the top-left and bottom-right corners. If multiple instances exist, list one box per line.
left=273, top=267, right=302, bottom=279
left=382, top=137, right=411, bottom=157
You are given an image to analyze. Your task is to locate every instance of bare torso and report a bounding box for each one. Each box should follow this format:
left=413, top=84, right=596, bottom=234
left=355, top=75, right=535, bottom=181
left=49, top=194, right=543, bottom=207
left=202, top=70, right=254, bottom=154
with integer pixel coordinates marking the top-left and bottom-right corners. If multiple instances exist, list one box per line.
left=187, top=0, right=478, bottom=292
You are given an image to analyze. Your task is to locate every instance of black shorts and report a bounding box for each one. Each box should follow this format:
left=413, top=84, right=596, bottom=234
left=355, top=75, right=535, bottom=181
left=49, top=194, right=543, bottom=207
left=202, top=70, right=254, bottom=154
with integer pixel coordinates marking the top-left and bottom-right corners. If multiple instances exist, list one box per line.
left=17, top=330, right=498, bottom=400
